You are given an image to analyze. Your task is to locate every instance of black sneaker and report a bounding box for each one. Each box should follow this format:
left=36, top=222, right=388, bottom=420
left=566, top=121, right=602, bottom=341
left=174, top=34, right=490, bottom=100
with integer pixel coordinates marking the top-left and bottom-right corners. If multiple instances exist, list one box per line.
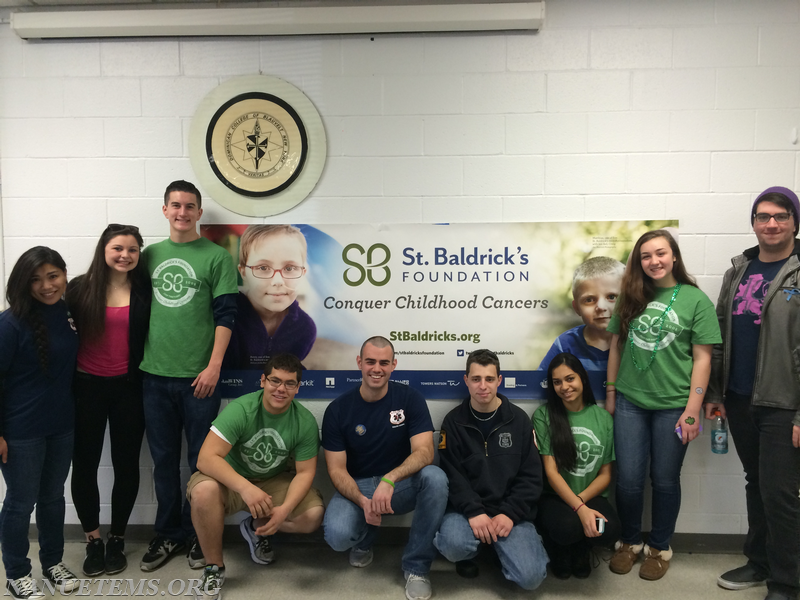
left=83, top=536, right=105, bottom=576
left=6, top=574, right=44, bottom=600
left=455, top=559, right=479, bottom=578
left=44, top=562, right=80, bottom=593
left=105, top=535, right=127, bottom=575
left=187, top=535, right=207, bottom=569
left=718, top=564, right=768, bottom=590
left=140, top=536, right=185, bottom=572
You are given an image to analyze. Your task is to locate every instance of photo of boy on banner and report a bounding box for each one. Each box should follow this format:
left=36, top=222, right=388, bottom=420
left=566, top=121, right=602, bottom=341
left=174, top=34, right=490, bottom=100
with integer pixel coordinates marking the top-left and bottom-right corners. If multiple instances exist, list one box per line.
left=225, top=225, right=316, bottom=369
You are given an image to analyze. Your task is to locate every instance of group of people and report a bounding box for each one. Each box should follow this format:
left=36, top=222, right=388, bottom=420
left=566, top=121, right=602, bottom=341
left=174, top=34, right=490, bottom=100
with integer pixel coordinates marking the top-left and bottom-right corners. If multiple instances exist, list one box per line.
left=0, top=181, right=797, bottom=600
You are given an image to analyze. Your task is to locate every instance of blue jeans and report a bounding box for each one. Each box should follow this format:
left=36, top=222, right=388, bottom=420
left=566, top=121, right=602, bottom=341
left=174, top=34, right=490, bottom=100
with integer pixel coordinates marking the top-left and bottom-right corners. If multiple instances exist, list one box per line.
left=0, top=431, right=74, bottom=579
left=323, top=465, right=448, bottom=576
left=725, top=391, right=800, bottom=597
left=143, top=374, right=221, bottom=542
left=434, top=510, right=547, bottom=590
left=614, top=392, right=688, bottom=551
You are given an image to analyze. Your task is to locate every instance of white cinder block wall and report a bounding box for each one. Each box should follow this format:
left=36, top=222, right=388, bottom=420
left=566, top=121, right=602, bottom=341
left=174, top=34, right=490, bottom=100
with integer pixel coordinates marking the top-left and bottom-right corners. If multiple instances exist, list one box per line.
left=1, top=0, right=799, bottom=535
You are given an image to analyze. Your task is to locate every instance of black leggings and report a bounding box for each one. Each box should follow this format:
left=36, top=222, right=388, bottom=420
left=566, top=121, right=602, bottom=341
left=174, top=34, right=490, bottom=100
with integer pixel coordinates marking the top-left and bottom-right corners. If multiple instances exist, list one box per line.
left=536, top=494, right=621, bottom=549
left=71, top=372, right=145, bottom=536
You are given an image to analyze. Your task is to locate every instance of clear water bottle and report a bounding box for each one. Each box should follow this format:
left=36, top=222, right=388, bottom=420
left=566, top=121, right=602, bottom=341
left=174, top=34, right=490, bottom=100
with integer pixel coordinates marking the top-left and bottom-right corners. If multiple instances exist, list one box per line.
left=711, top=409, right=728, bottom=454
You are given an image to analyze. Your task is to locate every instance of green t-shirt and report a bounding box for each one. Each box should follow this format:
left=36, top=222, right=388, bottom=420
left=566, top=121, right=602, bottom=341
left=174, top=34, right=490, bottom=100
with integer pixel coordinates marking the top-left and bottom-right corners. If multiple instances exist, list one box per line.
left=532, top=404, right=614, bottom=497
left=608, top=284, right=722, bottom=410
left=211, top=390, right=320, bottom=481
left=140, top=237, right=238, bottom=378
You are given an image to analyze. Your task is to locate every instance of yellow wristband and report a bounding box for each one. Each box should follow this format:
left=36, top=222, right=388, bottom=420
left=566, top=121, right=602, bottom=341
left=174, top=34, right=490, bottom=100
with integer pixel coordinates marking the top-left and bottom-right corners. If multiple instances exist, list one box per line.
left=381, top=477, right=395, bottom=488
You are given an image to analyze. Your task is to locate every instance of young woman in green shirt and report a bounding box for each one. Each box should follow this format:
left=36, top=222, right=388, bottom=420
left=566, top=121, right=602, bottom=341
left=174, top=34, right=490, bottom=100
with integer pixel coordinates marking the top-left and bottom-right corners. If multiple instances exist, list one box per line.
left=605, top=230, right=721, bottom=581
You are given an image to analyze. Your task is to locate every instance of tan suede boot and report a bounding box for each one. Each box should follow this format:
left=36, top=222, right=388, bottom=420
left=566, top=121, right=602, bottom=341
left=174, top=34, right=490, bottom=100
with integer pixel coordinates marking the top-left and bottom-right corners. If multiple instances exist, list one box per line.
left=609, top=541, right=643, bottom=574
left=639, top=545, right=673, bottom=581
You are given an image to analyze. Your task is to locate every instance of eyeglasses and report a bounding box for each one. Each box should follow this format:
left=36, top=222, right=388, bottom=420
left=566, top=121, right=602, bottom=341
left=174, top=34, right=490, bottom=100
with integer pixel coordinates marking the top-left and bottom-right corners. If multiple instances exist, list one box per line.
left=243, top=265, right=306, bottom=280
left=754, top=212, right=792, bottom=224
left=265, top=376, right=299, bottom=391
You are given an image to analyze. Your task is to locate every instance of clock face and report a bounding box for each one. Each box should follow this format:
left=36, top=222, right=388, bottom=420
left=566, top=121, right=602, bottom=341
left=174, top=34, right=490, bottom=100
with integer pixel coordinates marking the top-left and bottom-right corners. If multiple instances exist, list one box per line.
left=206, top=92, right=308, bottom=197
left=189, top=75, right=326, bottom=217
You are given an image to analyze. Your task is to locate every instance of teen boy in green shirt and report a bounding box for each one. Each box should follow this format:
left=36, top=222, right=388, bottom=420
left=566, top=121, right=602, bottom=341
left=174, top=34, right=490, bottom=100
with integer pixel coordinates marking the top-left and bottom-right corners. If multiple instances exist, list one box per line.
left=139, top=180, right=239, bottom=572
left=188, top=353, right=324, bottom=599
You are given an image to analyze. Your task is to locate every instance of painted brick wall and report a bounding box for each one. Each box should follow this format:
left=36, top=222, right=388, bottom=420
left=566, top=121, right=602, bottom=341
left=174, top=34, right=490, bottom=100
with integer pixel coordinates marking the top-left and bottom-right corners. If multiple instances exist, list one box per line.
left=1, top=0, right=799, bottom=534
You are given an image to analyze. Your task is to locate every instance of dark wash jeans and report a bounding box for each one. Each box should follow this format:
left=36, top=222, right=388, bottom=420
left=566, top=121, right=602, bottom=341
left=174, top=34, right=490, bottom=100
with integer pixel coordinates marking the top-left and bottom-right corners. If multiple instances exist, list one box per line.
left=614, top=392, right=688, bottom=551
left=143, top=374, right=221, bottom=542
left=0, top=431, right=74, bottom=579
left=726, top=390, right=800, bottom=597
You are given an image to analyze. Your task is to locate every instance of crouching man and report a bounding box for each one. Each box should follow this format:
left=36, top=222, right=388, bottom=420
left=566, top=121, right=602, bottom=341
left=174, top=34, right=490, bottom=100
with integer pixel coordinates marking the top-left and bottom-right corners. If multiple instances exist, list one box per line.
left=188, top=353, right=324, bottom=599
left=434, top=349, right=548, bottom=590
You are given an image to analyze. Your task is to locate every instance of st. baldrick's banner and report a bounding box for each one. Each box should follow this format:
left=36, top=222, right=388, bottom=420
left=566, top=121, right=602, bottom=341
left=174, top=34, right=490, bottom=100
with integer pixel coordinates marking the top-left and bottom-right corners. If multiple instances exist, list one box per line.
left=202, top=220, right=677, bottom=399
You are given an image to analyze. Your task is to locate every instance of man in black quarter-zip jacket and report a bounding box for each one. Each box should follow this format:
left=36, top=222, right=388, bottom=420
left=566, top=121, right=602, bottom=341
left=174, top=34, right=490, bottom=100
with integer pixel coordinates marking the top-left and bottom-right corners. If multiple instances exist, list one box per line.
left=433, top=349, right=547, bottom=590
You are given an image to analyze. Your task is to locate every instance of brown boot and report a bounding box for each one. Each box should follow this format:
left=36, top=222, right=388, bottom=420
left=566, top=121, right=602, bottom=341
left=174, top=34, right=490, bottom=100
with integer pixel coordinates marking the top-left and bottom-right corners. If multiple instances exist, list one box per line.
left=609, top=541, right=642, bottom=574
left=639, top=545, right=672, bottom=581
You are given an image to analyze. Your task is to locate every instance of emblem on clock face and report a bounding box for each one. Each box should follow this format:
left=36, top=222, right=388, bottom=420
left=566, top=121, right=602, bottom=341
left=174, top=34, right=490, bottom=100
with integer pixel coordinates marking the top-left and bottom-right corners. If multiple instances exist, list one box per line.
left=189, top=75, right=326, bottom=217
left=206, top=92, right=308, bottom=197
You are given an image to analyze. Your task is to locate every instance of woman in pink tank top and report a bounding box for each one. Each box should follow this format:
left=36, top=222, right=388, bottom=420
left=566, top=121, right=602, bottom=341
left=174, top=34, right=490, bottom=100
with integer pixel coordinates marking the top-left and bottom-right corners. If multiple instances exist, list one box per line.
left=66, top=224, right=151, bottom=577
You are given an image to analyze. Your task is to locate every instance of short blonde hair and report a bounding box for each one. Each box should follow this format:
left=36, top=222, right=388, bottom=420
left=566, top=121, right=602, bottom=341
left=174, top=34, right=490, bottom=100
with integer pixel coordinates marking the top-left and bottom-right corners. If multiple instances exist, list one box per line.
left=238, top=225, right=308, bottom=267
left=571, top=256, right=624, bottom=298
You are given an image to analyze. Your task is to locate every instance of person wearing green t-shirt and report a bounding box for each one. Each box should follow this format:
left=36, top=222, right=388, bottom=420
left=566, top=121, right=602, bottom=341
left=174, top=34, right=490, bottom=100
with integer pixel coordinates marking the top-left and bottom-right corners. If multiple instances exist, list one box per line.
left=533, top=352, right=620, bottom=581
left=606, top=230, right=721, bottom=581
left=139, top=180, right=239, bottom=574
left=187, top=353, right=324, bottom=599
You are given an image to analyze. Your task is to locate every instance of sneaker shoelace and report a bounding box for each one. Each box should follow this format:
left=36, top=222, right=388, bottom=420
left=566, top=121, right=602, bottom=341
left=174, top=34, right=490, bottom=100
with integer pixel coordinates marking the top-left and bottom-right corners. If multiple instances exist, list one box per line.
left=48, top=563, right=77, bottom=581
left=12, top=576, right=39, bottom=595
left=407, top=574, right=429, bottom=584
left=255, top=537, right=272, bottom=554
left=203, top=569, right=222, bottom=591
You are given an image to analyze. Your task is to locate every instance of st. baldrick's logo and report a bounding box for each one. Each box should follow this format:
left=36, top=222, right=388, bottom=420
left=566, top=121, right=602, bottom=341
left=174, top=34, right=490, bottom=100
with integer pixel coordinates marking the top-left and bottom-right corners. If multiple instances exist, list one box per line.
left=152, top=258, right=202, bottom=308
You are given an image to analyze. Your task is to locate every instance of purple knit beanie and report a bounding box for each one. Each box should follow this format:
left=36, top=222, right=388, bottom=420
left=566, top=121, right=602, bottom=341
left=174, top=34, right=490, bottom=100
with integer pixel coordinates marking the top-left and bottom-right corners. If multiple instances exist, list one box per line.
left=751, top=186, right=800, bottom=235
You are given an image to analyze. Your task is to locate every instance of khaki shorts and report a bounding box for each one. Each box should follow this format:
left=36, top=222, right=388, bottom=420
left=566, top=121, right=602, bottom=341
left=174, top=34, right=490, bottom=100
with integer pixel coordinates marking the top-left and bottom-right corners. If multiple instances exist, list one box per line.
left=186, top=471, right=323, bottom=518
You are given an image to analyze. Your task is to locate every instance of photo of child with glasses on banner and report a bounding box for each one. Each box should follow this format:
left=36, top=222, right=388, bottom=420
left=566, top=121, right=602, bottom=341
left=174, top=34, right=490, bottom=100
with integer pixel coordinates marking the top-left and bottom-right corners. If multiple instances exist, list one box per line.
left=212, top=225, right=316, bottom=370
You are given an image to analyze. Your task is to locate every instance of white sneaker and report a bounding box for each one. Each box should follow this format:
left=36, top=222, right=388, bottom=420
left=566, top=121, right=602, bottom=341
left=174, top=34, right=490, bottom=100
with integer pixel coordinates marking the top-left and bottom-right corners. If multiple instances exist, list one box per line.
left=44, top=562, right=80, bottom=593
left=6, top=574, right=45, bottom=600
left=196, top=564, right=225, bottom=600
left=404, top=572, right=432, bottom=600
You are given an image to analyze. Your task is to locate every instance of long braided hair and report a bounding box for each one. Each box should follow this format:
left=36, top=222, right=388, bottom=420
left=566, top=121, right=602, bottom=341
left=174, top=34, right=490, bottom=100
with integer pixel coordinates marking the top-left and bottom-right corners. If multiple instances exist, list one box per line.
left=6, top=246, right=67, bottom=373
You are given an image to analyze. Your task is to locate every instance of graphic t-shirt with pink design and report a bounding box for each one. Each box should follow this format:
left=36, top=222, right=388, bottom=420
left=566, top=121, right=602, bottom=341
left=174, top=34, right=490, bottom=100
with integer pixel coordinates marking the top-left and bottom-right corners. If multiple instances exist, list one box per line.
left=728, top=257, right=789, bottom=395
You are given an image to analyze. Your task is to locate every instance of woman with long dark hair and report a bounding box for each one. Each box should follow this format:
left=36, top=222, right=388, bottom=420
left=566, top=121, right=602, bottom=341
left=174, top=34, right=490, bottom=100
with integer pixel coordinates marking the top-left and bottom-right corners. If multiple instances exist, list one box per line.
left=533, top=352, right=619, bottom=579
left=605, top=229, right=721, bottom=580
left=66, top=224, right=151, bottom=576
left=0, top=247, right=80, bottom=599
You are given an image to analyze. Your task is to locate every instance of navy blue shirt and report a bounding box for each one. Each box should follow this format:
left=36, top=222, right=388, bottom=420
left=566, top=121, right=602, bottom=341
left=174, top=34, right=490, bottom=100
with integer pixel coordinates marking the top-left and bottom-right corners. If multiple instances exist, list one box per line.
left=0, top=301, right=79, bottom=439
left=728, top=257, right=789, bottom=396
left=322, top=381, right=433, bottom=479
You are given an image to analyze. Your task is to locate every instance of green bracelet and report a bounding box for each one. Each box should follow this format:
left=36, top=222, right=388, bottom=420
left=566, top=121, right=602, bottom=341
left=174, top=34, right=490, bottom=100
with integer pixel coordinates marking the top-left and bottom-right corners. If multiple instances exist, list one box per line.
left=381, top=477, right=395, bottom=488
left=606, top=381, right=616, bottom=386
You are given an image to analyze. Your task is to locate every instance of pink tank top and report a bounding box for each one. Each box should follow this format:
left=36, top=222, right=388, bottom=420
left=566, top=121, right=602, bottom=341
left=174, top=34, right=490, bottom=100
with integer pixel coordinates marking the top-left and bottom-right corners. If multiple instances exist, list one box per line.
left=77, top=305, right=130, bottom=377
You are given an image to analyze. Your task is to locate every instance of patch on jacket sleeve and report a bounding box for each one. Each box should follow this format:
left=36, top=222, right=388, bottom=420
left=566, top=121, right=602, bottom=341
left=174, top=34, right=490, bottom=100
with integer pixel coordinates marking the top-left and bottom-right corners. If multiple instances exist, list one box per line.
left=438, top=430, right=446, bottom=450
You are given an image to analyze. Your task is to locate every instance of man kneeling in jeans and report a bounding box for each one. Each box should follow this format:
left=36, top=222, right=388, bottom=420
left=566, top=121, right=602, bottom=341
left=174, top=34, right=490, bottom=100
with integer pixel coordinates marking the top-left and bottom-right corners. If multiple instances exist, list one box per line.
left=434, top=349, right=547, bottom=590
left=188, top=353, right=324, bottom=599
